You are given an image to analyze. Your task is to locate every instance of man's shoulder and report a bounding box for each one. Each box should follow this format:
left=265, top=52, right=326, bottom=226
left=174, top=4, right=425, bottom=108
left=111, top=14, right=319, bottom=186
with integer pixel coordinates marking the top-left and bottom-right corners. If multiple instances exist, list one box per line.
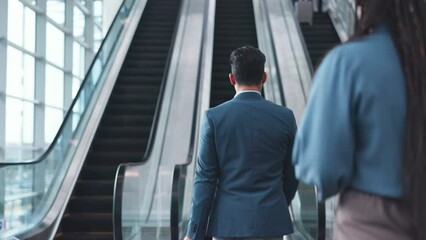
left=207, top=99, right=294, bottom=116
left=206, top=99, right=238, bottom=114
left=265, top=100, right=294, bottom=117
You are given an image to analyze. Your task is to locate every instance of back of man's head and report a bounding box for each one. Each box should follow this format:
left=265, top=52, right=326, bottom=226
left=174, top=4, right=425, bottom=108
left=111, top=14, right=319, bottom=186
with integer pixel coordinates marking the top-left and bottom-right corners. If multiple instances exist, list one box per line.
left=229, top=46, right=266, bottom=86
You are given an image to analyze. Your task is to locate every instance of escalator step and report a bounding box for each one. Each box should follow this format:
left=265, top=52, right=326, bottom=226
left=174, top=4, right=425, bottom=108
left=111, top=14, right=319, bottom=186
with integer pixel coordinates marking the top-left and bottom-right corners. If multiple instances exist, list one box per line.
left=61, top=213, right=112, bottom=232
left=55, top=232, right=113, bottom=240
left=105, top=104, right=156, bottom=115
left=118, top=67, right=166, bottom=76
left=74, top=180, right=115, bottom=196
left=91, top=138, right=148, bottom=151
left=117, top=76, right=161, bottom=84
left=121, top=60, right=165, bottom=69
left=100, top=115, right=153, bottom=127
left=86, top=152, right=143, bottom=165
left=124, top=52, right=169, bottom=61
left=96, top=126, right=151, bottom=138
left=109, top=94, right=159, bottom=104
left=68, top=196, right=113, bottom=213
left=80, top=166, right=118, bottom=180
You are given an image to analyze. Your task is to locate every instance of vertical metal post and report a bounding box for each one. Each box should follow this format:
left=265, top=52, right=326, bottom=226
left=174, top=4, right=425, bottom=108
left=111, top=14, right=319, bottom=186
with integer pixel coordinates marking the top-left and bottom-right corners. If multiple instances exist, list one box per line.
left=319, top=0, right=323, bottom=12
left=63, top=0, right=74, bottom=153
left=33, top=0, right=47, bottom=202
left=0, top=0, right=8, bottom=222
left=0, top=0, right=8, bottom=163
left=85, top=0, right=95, bottom=70
left=64, top=0, right=74, bottom=109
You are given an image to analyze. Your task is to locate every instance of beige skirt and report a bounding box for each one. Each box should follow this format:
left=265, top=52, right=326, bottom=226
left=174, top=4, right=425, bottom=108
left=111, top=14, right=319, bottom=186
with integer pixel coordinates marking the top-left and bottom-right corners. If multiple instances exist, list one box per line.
left=334, top=188, right=413, bottom=240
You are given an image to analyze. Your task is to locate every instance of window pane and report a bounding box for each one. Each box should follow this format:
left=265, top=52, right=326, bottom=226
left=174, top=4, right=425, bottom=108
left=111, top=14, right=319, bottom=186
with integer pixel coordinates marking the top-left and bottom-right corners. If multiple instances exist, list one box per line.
left=47, top=0, right=65, bottom=25
left=45, top=108, right=63, bottom=143
left=46, top=23, right=65, bottom=67
left=72, top=113, right=81, bottom=131
left=6, top=47, right=35, bottom=99
left=72, top=77, right=82, bottom=99
left=24, top=8, right=36, bottom=52
left=45, top=64, right=64, bottom=108
left=6, top=98, right=24, bottom=145
left=8, top=0, right=24, bottom=47
left=94, top=26, right=102, bottom=52
left=6, top=47, right=23, bottom=97
left=23, top=103, right=35, bottom=144
left=94, top=1, right=103, bottom=26
left=73, top=42, right=85, bottom=78
left=24, top=55, right=35, bottom=100
left=74, top=6, right=86, bottom=41
left=5, top=98, right=34, bottom=147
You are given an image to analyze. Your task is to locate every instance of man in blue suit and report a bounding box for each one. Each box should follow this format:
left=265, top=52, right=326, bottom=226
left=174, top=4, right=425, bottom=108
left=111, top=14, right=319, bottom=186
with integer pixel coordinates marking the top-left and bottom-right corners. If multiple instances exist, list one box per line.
left=185, top=46, right=298, bottom=240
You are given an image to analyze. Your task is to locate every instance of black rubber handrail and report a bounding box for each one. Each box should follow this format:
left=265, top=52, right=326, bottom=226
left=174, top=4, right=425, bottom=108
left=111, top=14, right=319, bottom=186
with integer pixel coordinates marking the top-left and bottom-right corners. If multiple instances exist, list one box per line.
left=0, top=0, right=136, bottom=166
left=112, top=0, right=186, bottom=239
left=112, top=165, right=126, bottom=240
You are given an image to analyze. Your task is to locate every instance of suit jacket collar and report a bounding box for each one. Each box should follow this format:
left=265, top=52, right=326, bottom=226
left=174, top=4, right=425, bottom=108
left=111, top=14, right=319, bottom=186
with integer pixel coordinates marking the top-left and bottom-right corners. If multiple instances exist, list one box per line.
left=233, top=91, right=264, bottom=101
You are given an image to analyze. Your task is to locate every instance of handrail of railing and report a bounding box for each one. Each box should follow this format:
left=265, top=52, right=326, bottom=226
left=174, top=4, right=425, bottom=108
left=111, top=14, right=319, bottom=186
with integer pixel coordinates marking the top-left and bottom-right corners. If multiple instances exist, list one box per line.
left=316, top=189, right=326, bottom=240
left=112, top=165, right=126, bottom=240
left=112, top=0, right=186, bottom=239
left=0, top=0, right=133, bottom=166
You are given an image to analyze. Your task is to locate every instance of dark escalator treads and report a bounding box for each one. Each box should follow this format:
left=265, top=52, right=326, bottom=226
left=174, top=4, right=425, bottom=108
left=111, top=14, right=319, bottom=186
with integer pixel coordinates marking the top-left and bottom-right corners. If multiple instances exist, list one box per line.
left=300, top=13, right=341, bottom=67
left=210, top=0, right=259, bottom=108
left=54, top=0, right=181, bottom=239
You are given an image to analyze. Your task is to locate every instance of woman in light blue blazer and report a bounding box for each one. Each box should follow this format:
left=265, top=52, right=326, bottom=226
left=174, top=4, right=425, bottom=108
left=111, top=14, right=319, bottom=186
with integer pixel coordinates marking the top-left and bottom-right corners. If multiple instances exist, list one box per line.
left=292, top=0, right=426, bottom=239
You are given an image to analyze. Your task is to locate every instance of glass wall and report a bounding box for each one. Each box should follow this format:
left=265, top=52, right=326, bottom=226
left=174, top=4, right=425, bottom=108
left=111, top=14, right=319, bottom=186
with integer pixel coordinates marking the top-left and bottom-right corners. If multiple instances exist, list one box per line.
left=1, top=0, right=111, bottom=163
left=0, top=0, right=123, bottom=235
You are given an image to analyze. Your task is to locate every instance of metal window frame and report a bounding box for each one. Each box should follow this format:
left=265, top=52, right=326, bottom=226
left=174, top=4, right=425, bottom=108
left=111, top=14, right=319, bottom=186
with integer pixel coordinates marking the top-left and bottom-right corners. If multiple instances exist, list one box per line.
left=0, top=0, right=8, bottom=220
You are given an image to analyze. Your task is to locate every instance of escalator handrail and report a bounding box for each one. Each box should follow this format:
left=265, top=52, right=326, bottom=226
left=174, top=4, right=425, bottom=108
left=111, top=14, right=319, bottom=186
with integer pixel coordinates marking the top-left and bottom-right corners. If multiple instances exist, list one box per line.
left=0, top=0, right=136, bottom=166
left=112, top=1, right=186, bottom=239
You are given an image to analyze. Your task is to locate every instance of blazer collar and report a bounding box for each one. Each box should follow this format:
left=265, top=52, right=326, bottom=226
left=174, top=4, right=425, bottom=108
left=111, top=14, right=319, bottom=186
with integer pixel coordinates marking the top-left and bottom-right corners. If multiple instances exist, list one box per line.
left=233, top=91, right=264, bottom=101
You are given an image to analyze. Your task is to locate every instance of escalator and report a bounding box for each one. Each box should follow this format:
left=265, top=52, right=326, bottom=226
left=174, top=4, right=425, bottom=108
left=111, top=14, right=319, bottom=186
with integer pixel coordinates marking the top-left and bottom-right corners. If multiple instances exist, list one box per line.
left=300, top=12, right=340, bottom=67
left=54, top=0, right=181, bottom=239
left=210, top=0, right=259, bottom=107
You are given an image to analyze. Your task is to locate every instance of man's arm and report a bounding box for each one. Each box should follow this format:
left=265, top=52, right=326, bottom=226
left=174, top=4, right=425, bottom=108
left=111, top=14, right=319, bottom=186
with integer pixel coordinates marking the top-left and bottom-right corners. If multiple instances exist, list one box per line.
left=186, top=112, right=219, bottom=240
left=283, top=112, right=299, bottom=204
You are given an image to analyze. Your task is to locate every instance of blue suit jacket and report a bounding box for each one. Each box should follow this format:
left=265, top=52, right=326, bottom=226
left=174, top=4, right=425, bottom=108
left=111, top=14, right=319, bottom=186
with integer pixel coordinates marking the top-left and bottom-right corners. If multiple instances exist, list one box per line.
left=187, top=92, right=298, bottom=239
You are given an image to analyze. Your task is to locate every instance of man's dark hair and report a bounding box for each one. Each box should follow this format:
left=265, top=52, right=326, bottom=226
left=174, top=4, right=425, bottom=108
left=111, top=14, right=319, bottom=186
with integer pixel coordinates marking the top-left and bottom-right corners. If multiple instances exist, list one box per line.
left=229, top=46, right=266, bottom=86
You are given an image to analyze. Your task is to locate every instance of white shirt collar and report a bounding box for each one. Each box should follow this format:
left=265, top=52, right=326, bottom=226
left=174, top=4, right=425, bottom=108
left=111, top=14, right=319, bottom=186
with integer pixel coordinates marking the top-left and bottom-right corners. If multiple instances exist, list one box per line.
left=234, top=90, right=261, bottom=98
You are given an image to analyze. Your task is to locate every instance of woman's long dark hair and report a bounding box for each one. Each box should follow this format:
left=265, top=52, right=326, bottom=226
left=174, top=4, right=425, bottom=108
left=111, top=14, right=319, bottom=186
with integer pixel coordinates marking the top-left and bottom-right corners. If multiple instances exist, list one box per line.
left=352, top=0, right=426, bottom=238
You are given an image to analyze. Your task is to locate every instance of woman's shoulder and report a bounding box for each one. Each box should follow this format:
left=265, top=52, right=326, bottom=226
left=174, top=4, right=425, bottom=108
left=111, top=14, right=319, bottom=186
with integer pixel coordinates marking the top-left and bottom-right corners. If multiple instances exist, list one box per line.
left=327, top=30, right=395, bottom=63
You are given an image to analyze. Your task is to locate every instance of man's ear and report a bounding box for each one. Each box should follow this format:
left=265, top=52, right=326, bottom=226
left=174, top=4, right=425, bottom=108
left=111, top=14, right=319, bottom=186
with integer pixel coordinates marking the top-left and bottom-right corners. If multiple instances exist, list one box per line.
left=229, top=73, right=237, bottom=86
left=262, top=71, right=267, bottom=84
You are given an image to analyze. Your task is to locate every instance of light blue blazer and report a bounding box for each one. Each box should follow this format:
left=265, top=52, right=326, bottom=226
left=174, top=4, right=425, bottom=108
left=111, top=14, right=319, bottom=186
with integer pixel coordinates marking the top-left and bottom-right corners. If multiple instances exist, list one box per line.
left=293, top=24, right=406, bottom=201
left=187, top=92, right=298, bottom=239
